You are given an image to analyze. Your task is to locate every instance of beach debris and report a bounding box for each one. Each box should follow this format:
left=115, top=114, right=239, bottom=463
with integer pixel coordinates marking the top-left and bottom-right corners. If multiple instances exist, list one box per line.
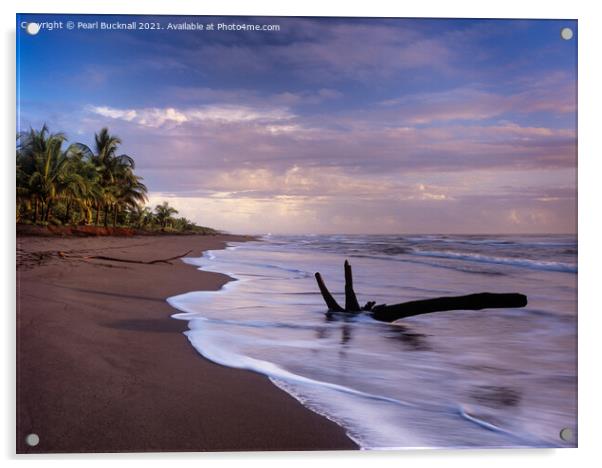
left=16, top=248, right=56, bottom=270
left=315, top=260, right=528, bottom=323
left=344, top=260, right=361, bottom=312
left=315, top=272, right=344, bottom=312
left=56, top=249, right=194, bottom=265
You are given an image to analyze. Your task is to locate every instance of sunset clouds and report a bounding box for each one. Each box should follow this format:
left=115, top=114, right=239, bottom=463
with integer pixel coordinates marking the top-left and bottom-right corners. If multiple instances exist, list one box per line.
left=18, top=16, right=577, bottom=233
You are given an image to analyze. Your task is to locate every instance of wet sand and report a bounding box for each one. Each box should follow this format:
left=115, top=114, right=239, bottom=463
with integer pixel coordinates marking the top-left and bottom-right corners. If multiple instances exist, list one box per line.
left=16, top=234, right=357, bottom=453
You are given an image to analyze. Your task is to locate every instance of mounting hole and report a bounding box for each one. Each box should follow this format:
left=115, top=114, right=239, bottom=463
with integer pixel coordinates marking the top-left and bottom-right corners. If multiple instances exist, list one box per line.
left=559, top=427, right=574, bottom=442
left=25, top=433, right=40, bottom=447
left=560, top=27, right=574, bottom=40
left=25, top=22, right=40, bottom=36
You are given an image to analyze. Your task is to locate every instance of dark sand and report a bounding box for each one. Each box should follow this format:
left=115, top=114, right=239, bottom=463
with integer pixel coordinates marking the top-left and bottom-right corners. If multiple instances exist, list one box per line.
left=16, top=235, right=357, bottom=453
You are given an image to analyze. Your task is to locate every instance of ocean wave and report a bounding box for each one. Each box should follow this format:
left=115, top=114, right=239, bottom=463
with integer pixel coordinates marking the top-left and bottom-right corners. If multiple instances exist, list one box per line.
left=175, top=313, right=546, bottom=449
left=404, top=236, right=512, bottom=245
left=456, top=405, right=549, bottom=447
left=405, top=237, right=575, bottom=248
left=350, top=254, right=506, bottom=276
left=172, top=314, right=329, bottom=331
left=183, top=253, right=310, bottom=278
left=410, top=250, right=577, bottom=273
left=181, top=321, right=417, bottom=409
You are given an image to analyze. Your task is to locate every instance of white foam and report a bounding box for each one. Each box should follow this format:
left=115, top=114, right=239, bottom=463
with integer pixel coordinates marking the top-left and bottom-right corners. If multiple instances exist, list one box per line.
left=175, top=316, right=415, bottom=408
left=175, top=316, right=436, bottom=449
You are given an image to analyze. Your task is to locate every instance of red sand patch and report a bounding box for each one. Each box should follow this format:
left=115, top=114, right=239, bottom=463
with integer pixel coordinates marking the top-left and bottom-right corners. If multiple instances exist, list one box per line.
left=17, top=224, right=135, bottom=237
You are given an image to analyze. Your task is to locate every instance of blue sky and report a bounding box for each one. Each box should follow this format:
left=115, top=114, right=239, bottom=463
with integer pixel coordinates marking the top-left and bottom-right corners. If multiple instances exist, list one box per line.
left=17, top=15, right=577, bottom=234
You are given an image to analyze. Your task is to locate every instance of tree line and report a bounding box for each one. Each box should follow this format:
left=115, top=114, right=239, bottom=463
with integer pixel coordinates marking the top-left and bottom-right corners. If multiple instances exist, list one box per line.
left=16, top=125, right=214, bottom=233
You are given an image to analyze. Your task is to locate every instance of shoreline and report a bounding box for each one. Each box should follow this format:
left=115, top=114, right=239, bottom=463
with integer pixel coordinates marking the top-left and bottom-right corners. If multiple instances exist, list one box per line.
left=16, top=234, right=357, bottom=453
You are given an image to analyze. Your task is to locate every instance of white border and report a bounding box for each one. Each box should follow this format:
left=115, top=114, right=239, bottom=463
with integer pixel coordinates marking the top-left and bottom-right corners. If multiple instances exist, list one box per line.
left=2, top=1, right=600, bottom=467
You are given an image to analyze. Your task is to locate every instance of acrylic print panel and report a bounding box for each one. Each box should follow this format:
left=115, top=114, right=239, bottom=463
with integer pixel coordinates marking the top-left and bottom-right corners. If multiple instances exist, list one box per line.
left=15, top=14, right=577, bottom=453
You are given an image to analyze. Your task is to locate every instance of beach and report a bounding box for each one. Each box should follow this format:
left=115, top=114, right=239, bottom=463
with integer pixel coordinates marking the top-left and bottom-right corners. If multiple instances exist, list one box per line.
left=16, top=234, right=357, bottom=453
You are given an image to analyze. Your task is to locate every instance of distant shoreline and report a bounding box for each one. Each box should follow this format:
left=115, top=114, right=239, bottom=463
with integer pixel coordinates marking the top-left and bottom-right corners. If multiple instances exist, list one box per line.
left=16, top=234, right=356, bottom=453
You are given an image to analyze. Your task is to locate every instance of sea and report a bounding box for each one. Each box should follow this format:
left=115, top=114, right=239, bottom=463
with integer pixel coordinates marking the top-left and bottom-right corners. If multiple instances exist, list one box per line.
left=167, top=234, right=577, bottom=449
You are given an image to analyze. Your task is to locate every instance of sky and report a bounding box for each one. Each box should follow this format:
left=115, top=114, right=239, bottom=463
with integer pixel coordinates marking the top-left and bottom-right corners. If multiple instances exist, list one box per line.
left=16, top=15, right=577, bottom=234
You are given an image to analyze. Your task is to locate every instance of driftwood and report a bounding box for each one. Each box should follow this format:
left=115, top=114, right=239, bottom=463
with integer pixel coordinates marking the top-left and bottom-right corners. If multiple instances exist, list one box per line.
left=315, top=272, right=344, bottom=312
left=344, top=260, right=361, bottom=311
left=57, top=249, right=193, bottom=265
left=369, top=292, right=527, bottom=323
left=315, top=259, right=528, bottom=323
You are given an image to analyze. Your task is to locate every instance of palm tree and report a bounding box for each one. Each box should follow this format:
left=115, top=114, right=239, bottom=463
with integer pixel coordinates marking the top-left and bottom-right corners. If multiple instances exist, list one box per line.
left=17, top=126, right=74, bottom=222
left=55, top=146, right=100, bottom=224
left=111, top=169, right=148, bottom=227
left=140, top=207, right=154, bottom=228
left=17, top=125, right=53, bottom=222
left=173, top=217, right=198, bottom=231
left=154, top=201, right=178, bottom=230
left=126, top=205, right=152, bottom=228
left=86, top=128, right=137, bottom=226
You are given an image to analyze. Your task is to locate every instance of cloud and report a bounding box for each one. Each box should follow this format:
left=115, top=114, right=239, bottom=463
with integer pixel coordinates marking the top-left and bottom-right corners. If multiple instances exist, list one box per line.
left=165, top=86, right=344, bottom=107
left=121, top=18, right=459, bottom=84
left=146, top=181, right=575, bottom=235
left=380, top=79, right=576, bottom=124
left=87, top=104, right=294, bottom=128
left=89, top=106, right=138, bottom=122
left=188, top=166, right=453, bottom=201
left=84, top=98, right=575, bottom=169
left=272, top=88, right=344, bottom=106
